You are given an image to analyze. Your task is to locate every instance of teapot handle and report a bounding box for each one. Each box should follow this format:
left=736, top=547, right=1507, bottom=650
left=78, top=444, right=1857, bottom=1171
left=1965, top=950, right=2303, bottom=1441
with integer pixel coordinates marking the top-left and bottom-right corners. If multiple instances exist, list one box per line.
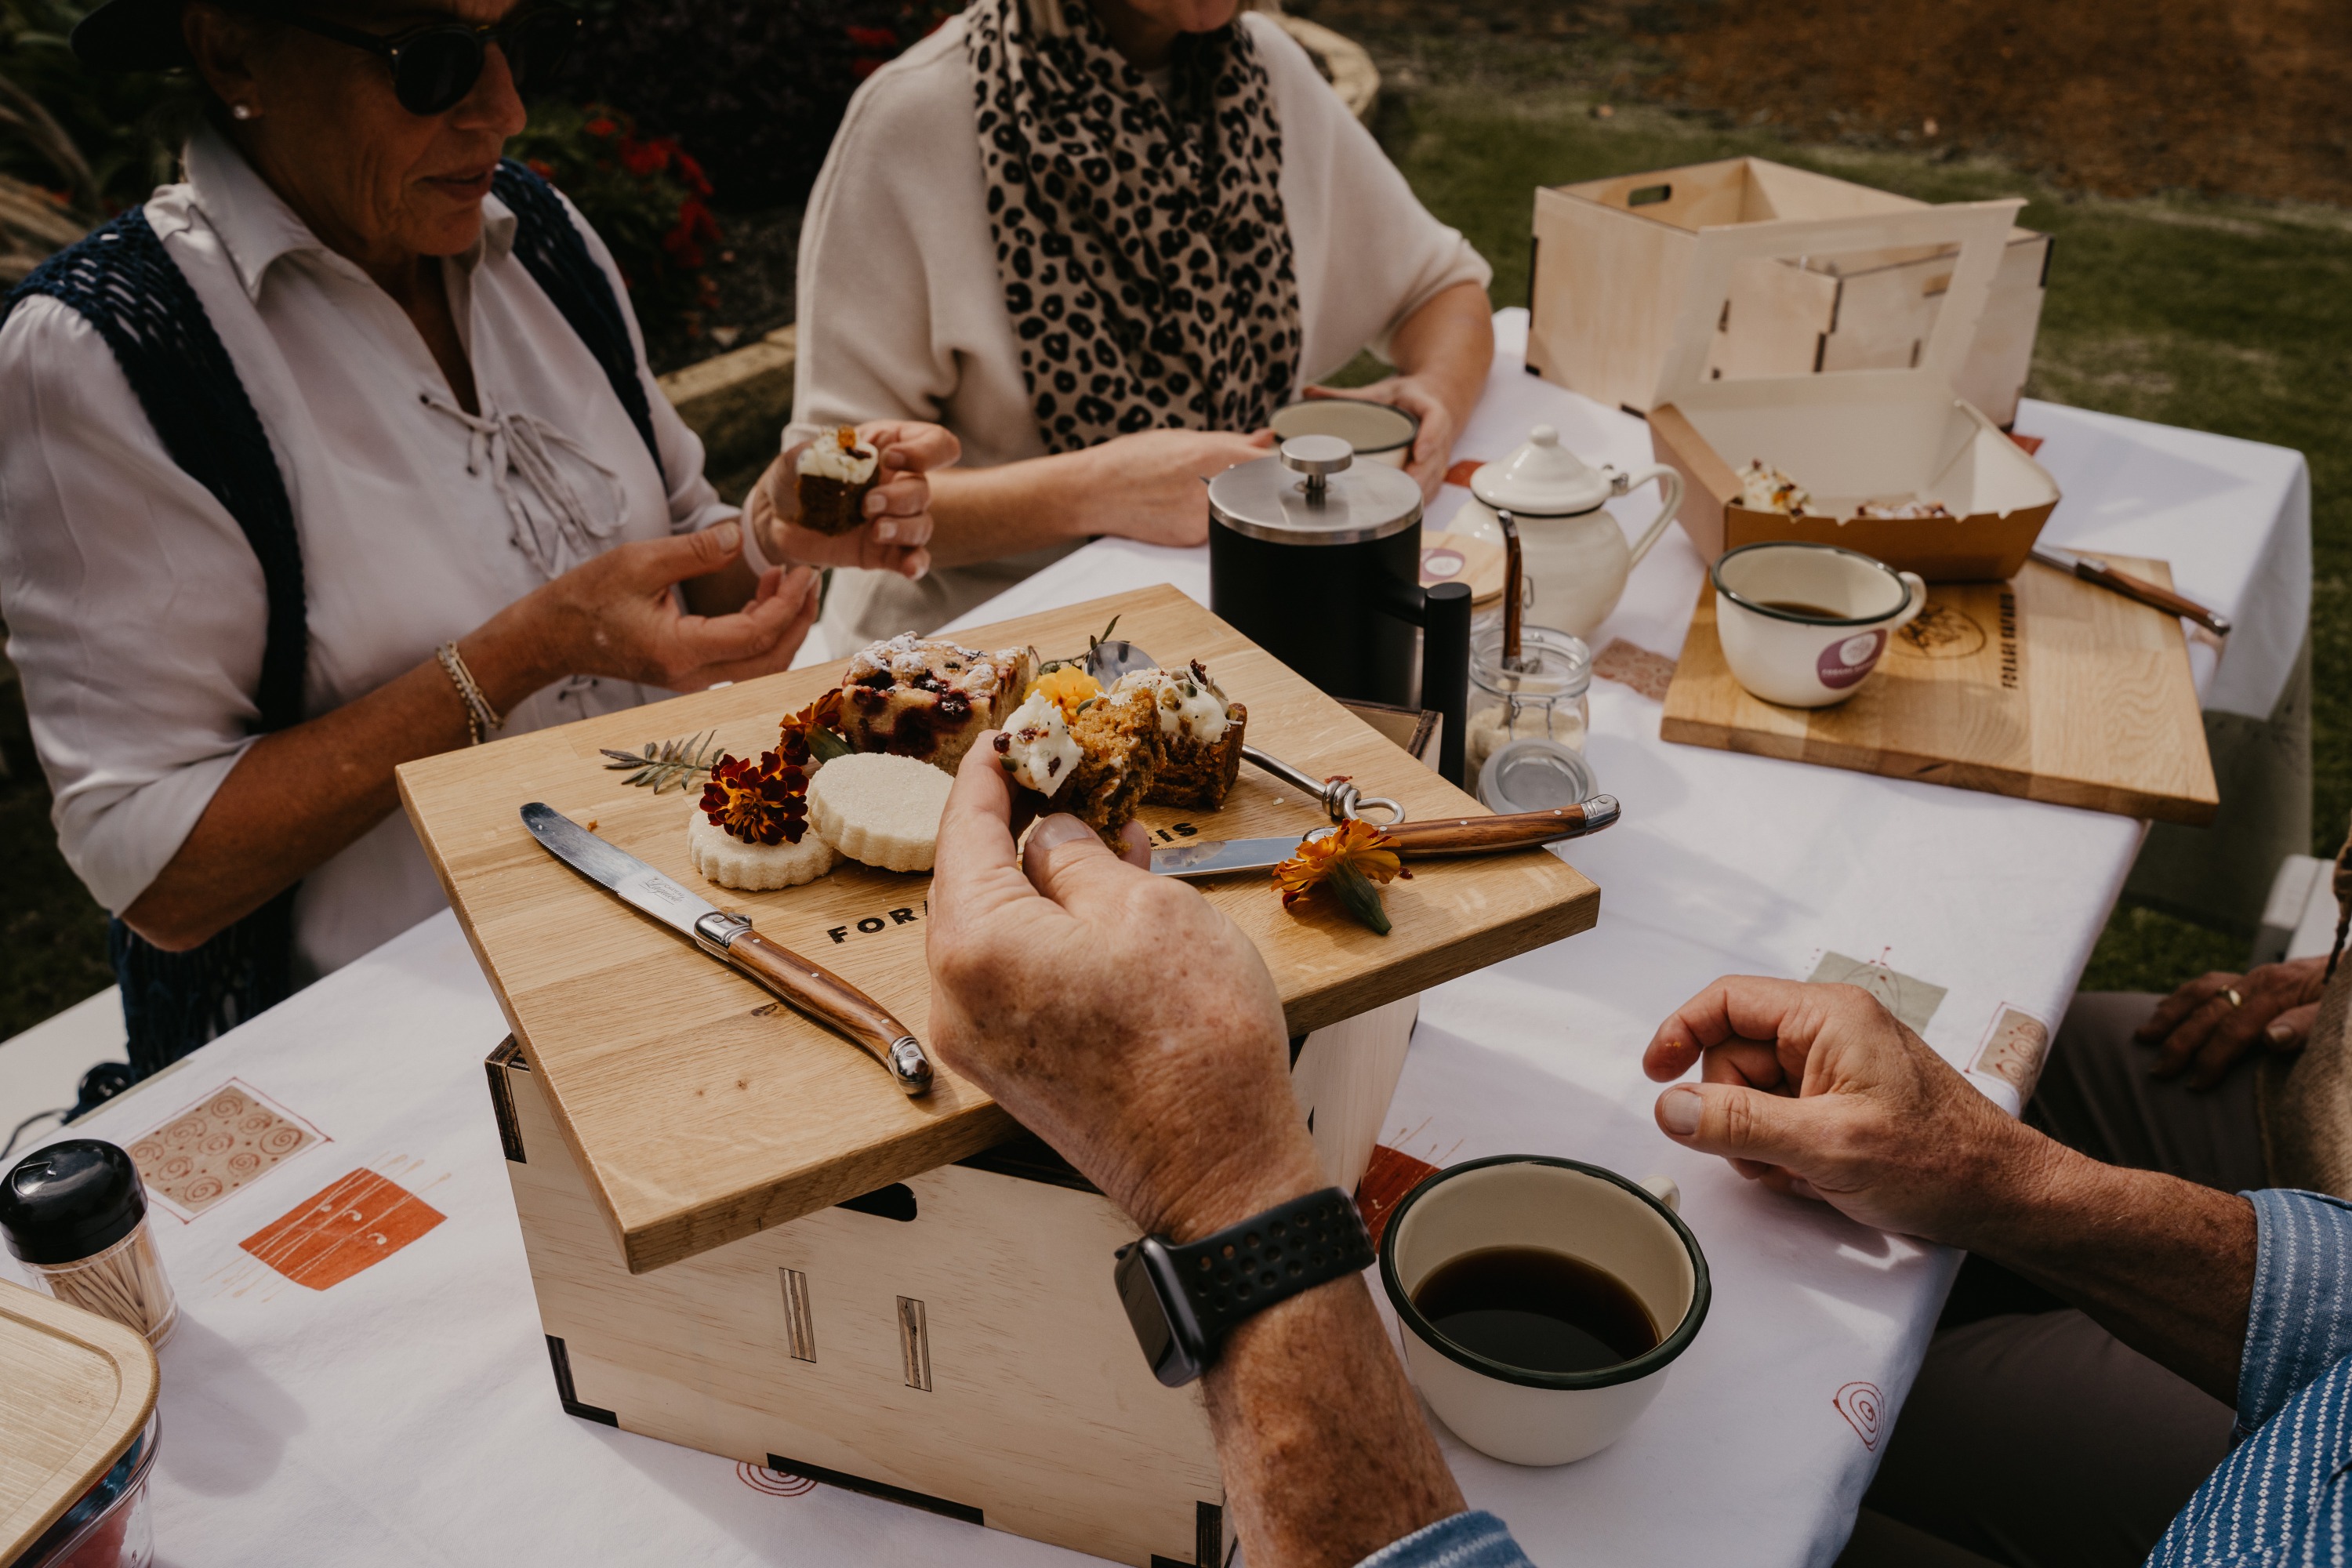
left=1616, top=463, right=1687, bottom=569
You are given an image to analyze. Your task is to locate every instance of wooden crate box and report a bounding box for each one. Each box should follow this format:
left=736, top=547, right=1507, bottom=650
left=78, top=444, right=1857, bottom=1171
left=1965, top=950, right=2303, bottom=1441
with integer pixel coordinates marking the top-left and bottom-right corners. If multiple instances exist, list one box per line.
left=1526, top=156, right=2050, bottom=427
left=490, top=994, right=1418, bottom=1568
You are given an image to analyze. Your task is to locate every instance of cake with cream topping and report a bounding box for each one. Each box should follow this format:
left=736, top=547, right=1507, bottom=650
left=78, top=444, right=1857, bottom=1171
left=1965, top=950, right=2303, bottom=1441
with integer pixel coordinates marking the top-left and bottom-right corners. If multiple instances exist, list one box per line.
left=796, top=425, right=880, bottom=535
left=840, top=634, right=1036, bottom=773
left=1111, top=661, right=1247, bottom=810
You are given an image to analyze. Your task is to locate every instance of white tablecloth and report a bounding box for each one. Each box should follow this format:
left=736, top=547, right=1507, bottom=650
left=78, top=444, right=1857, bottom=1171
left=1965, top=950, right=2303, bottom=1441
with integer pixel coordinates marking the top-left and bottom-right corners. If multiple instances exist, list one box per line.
left=15, top=312, right=2309, bottom=1568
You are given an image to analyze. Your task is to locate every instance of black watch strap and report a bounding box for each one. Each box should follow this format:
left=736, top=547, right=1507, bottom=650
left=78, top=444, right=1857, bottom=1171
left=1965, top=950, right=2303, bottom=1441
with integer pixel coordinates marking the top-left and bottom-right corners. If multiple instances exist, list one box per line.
left=1167, top=1186, right=1375, bottom=1348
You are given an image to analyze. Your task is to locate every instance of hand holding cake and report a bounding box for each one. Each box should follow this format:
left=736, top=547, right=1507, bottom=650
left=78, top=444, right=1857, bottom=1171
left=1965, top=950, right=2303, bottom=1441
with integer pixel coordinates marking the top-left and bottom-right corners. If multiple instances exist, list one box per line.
left=745, top=419, right=960, bottom=580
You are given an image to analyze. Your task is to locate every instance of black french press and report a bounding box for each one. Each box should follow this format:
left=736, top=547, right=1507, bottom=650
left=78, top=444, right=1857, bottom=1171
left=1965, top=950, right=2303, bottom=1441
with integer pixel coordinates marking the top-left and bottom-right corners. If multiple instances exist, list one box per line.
left=1207, top=436, right=1472, bottom=786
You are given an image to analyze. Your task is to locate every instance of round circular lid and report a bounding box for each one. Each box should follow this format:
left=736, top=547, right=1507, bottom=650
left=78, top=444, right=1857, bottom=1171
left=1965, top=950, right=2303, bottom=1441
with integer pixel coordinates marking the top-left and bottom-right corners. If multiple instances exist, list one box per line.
left=1209, top=436, right=1424, bottom=546
left=1478, top=736, right=1599, bottom=815
left=1468, top=424, right=1613, bottom=517
left=0, top=1140, right=146, bottom=1266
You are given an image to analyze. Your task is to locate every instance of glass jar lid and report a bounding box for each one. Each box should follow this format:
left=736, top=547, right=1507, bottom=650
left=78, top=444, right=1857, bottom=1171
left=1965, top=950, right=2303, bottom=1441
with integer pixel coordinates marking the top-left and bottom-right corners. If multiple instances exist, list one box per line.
left=1207, top=435, right=1425, bottom=546
left=1479, top=738, right=1599, bottom=815
left=1471, top=625, right=1592, bottom=699
left=1, top=1140, right=146, bottom=1266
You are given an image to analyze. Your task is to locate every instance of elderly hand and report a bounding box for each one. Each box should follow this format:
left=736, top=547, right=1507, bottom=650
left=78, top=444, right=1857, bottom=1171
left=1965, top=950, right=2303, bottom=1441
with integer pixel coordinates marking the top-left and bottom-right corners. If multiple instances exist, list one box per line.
left=1304, top=378, right=1458, bottom=503
left=518, top=521, right=821, bottom=691
left=1644, top=977, right=2060, bottom=1248
left=747, top=420, right=960, bottom=581
left=1076, top=427, right=1276, bottom=550
left=925, top=739, right=1323, bottom=1241
left=2135, top=957, right=2329, bottom=1089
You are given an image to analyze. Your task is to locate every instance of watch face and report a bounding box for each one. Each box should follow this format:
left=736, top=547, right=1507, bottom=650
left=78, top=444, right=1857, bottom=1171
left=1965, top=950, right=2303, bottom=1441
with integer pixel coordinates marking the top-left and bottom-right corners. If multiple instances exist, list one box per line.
left=1115, top=1243, right=1179, bottom=1377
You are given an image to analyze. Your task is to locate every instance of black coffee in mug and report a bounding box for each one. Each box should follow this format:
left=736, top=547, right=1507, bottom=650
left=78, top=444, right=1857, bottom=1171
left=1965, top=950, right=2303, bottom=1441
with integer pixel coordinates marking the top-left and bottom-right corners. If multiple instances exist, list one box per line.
left=1412, top=1245, right=1658, bottom=1374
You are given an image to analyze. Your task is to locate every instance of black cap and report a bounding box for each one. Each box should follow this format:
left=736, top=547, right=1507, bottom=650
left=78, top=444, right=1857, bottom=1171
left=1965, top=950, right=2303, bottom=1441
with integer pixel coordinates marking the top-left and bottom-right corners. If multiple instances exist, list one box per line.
left=70, top=0, right=194, bottom=74
left=0, top=1140, right=149, bottom=1267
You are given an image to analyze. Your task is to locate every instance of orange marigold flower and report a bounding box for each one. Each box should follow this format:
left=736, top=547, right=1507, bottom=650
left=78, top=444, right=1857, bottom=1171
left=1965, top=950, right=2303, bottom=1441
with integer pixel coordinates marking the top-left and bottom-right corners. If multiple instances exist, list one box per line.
left=779, top=690, right=851, bottom=762
left=1028, top=662, right=1101, bottom=720
left=699, top=750, right=809, bottom=844
left=1273, top=818, right=1405, bottom=935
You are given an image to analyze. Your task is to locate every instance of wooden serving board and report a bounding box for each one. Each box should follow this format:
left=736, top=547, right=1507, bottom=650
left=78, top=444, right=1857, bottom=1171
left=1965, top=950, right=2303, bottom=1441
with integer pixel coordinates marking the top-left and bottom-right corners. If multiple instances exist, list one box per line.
left=399, top=586, right=1600, bottom=1274
left=0, top=1281, right=157, bottom=1561
left=1661, top=555, right=2218, bottom=823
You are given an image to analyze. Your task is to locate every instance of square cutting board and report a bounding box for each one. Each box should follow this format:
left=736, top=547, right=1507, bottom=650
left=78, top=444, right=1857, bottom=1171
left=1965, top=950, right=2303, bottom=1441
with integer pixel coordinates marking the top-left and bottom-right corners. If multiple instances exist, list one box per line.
left=1661, top=554, right=2218, bottom=823
left=398, top=586, right=1601, bottom=1273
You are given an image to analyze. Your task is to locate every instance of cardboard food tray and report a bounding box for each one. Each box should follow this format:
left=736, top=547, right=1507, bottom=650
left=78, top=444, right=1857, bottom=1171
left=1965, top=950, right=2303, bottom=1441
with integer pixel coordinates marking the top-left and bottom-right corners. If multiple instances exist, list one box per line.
left=399, top=585, right=1601, bottom=1274
left=1660, top=555, right=2219, bottom=824
left=1646, top=199, right=2063, bottom=582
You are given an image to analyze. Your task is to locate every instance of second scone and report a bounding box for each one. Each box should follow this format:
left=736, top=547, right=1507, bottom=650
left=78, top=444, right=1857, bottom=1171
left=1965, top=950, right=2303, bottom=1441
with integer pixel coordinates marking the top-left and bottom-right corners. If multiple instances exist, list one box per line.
left=808, top=751, right=955, bottom=873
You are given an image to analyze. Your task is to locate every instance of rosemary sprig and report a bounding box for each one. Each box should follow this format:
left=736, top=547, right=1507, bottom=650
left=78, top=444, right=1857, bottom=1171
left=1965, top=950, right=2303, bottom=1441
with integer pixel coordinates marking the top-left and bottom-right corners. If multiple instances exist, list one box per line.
left=601, top=729, right=722, bottom=793
left=1040, top=615, right=1128, bottom=677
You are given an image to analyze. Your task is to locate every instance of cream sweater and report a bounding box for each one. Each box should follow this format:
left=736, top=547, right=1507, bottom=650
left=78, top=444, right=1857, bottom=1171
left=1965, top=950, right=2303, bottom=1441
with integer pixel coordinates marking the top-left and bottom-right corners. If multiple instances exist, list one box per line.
left=790, top=11, right=1492, bottom=649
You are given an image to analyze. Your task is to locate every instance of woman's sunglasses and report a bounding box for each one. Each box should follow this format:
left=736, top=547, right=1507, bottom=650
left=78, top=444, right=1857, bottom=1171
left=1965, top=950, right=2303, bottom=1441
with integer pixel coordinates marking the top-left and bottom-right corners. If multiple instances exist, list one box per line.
left=254, top=5, right=580, bottom=118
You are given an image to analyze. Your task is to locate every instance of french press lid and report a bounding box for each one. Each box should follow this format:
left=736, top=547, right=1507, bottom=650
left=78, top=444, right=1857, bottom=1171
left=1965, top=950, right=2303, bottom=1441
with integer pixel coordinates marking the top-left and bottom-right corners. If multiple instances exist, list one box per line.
left=1207, top=434, right=1424, bottom=546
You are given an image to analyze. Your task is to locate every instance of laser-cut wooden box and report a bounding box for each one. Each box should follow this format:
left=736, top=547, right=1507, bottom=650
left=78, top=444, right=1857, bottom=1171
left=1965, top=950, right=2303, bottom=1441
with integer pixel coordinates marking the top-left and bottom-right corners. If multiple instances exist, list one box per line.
left=488, top=996, right=1417, bottom=1567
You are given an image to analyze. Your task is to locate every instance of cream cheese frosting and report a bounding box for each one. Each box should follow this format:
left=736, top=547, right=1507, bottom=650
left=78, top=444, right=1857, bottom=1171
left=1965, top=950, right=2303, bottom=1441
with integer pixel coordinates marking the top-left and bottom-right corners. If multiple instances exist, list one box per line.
left=995, top=688, right=1081, bottom=798
left=1111, top=663, right=1231, bottom=744
left=799, top=426, right=879, bottom=484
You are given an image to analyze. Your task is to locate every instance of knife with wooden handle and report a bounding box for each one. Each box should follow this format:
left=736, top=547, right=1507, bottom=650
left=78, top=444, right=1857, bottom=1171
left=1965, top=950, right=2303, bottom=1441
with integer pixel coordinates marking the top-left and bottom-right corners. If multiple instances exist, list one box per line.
left=520, top=803, right=932, bottom=1094
left=2031, top=546, right=2231, bottom=637
left=1151, top=796, right=1620, bottom=879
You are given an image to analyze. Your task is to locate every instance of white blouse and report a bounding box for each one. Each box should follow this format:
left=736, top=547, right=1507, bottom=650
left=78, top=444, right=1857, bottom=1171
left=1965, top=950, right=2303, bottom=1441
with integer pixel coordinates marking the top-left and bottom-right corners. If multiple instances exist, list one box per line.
left=790, top=10, right=1493, bottom=652
left=0, top=126, right=735, bottom=979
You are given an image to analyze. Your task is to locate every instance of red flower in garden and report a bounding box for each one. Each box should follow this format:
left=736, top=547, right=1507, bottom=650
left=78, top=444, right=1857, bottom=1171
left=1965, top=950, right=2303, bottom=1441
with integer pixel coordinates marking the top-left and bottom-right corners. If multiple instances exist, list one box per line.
left=618, top=133, right=671, bottom=180
left=663, top=194, right=723, bottom=270
left=845, top=24, right=898, bottom=47
left=673, top=150, right=713, bottom=199
left=583, top=116, right=617, bottom=138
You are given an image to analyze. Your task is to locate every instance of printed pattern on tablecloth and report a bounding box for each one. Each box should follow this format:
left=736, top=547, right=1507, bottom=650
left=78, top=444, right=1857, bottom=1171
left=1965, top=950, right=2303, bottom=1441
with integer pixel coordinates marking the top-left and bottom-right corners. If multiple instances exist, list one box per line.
left=736, top=1464, right=817, bottom=1497
left=1833, top=1381, right=1886, bottom=1450
left=1972, top=1006, right=2053, bottom=1103
left=129, top=1078, right=326, bottom=1221
left=1593, top=638, right=1678, bottom=702
left=238, top=1167, right=446, bottom=1290
left=1807, top=951, right=1947, bottom=1037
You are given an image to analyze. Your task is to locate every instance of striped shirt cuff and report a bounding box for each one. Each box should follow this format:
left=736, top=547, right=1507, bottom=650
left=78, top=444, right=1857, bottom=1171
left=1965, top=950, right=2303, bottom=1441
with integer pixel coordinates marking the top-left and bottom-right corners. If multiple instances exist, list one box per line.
left=1355, top=1511, right=1534, bottom=1568
left=2238, top=1188, right=2352, bottom=1438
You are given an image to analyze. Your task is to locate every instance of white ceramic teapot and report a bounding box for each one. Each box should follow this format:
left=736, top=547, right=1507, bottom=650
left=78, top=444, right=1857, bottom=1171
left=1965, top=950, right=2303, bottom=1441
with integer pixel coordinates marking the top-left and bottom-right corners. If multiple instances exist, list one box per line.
left=1450, top=426, right=1685, bottom=641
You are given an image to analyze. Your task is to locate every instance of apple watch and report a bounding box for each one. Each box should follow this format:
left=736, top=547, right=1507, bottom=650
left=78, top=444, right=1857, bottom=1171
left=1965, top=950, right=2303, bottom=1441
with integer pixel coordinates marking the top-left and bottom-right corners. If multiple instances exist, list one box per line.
left=1113, top=1186, right=1376, bottom=1387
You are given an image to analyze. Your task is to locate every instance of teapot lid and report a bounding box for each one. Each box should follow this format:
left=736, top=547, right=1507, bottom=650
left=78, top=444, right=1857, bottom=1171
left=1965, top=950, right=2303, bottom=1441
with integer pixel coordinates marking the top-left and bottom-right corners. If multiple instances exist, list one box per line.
left=1208, top=435, right=1424, bottom=546
left=1468, top=425, right=1613, bottom=517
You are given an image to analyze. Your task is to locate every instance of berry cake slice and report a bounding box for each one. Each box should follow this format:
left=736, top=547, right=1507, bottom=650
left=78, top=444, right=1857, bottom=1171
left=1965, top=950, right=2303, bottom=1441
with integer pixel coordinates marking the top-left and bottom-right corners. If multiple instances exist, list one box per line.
left=839, top=634, right=1036, bottom=773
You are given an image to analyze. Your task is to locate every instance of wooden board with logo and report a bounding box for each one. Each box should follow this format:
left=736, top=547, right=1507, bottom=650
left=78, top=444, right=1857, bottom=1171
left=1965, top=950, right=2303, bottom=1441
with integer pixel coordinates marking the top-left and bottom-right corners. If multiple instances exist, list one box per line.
left=1660, top=554, right=2218, bottom=823
left=399, top=585, right=1602, bottom=1276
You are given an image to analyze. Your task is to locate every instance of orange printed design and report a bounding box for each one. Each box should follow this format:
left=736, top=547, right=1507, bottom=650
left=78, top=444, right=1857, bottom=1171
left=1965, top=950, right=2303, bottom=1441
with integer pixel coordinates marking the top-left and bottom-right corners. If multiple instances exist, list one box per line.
left=1355, top=1143, right=1442, bottom=1250
left=129, top=1079, right=325, bottom=1221
left=238, top=1169, right=445, bottom=1290
left=699, top=750, right=811, bottom=844
left=1833, top=1381, right=1885, bottom=1450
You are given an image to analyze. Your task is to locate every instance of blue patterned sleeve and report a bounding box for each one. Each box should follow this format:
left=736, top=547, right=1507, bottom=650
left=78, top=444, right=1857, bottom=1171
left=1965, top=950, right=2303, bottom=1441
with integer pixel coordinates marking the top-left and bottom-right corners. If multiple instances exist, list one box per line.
left=2237, top=1189, right=2352, bottom=1439
left=1355, top=1511, right=1535, bottom=1568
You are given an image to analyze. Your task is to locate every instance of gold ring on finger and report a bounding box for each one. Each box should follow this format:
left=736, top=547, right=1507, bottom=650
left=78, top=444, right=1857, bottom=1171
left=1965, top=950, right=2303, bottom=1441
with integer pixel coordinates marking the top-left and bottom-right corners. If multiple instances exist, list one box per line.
left=2225, top=988, right=2245, bottom=1008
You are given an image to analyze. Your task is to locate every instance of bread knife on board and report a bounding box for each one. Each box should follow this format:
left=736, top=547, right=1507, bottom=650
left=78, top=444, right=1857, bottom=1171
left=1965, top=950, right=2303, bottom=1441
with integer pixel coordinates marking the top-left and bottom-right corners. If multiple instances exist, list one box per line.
left=1151, top=797, right=1621, bottom=880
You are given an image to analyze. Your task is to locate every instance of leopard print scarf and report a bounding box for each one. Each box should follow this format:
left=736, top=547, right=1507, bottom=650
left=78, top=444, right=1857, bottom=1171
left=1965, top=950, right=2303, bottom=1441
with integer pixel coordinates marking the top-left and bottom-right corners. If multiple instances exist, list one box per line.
left=965, top=0, right=1301, bottom=454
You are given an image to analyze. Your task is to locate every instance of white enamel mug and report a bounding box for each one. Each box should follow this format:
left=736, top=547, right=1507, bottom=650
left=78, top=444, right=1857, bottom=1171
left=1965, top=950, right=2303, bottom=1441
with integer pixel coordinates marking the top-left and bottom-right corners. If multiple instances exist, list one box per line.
left=1711, top=541, right=1926, bottom=709
left=1379, top=1156, right=1709, bottom=1467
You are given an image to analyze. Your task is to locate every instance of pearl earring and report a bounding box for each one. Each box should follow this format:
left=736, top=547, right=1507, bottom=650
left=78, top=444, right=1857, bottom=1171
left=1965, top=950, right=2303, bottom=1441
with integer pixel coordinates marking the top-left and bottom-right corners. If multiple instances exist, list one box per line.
left=230, top=103, right=256, bottom=121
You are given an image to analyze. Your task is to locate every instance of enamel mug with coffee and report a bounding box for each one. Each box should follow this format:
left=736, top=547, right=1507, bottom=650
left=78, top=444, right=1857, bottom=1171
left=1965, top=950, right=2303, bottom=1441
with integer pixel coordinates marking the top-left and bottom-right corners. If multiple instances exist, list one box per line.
left=1380, top=1156, right=1708, bottom=1467
left=1449, top=425, right=1685, bottom=641
left=1712, top=541, right=1925, bottom=709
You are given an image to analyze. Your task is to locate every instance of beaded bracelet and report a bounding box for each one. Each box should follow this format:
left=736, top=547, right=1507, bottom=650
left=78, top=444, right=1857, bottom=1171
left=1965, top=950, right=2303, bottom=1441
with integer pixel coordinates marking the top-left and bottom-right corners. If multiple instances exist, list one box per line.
left=436, top=642, right=505, bottom=746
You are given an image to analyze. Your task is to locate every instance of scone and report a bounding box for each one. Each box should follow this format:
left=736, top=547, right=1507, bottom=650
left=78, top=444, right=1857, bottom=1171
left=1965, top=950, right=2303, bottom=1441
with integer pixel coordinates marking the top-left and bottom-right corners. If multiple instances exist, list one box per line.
left=840, top=634, right=1036, bottom=773
left=1110, top=661, right=1247, bottom=810
left=808, top=751, right=956, bottom=873
left=796, top=425, right=880, bottom=535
